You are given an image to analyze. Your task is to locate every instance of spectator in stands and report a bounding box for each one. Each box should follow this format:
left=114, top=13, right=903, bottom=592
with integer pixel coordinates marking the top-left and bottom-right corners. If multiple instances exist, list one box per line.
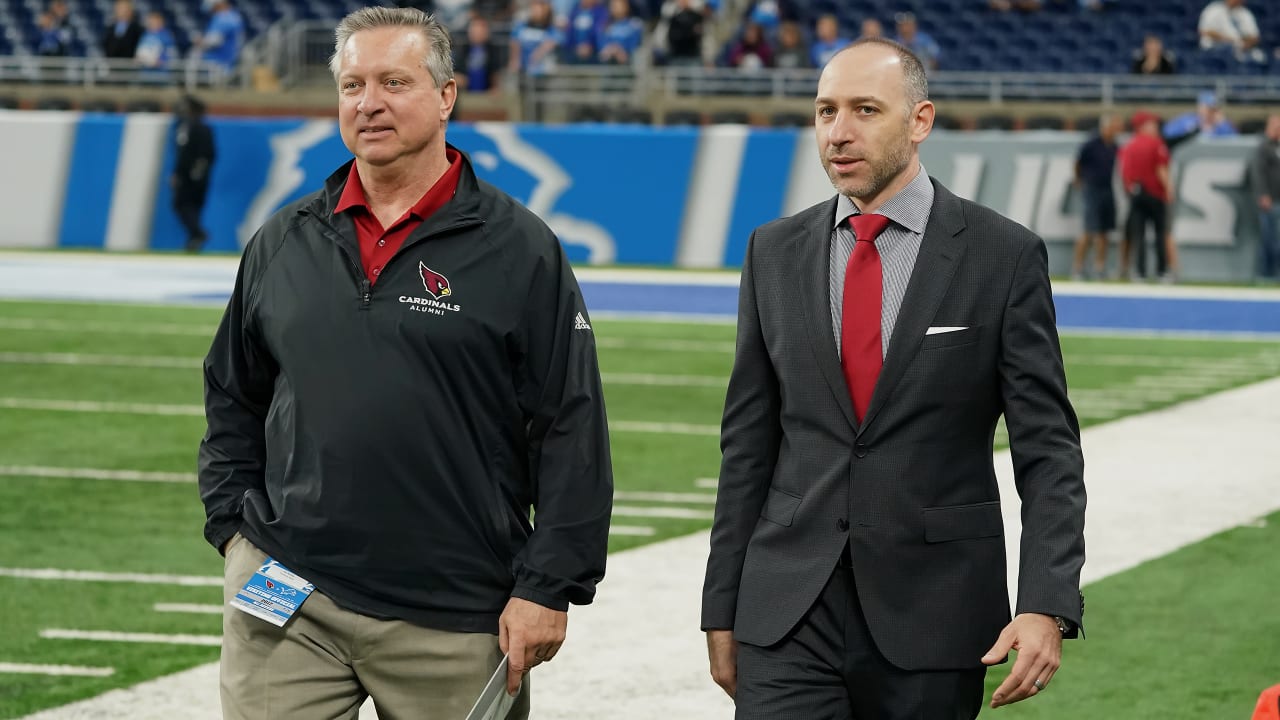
left=810, top=14, right=849, bottom=69
left=746, top=0, right=782, bottom=35
left=171, top=95, right=215, bottom=253
left=658, top=0, right=706, bottom=67
left=135, top=11, right=177, bottom=77
left=194, top=0, right=245, bottom=74
left=1198, top=0, right=1266, bottom=64
left=102, top=0, right=143, bottom=59
left=858, top=18, right=884, bottom=41
left=1165, top=90, right=1237, bottom=140
left=1072, top=114, right=1123, bottom=280
left=35, top=11, right=68, bottom=57
left=1121, top=111, right=1173, bottom=282
left=47, top=0, right=71, bottom=32
left=511, top=0, right=561, bottom=76
left=597, top=0, right=644, bottom=65
left=1132, top=34, right=1176, bottom=74
left=894, top=12, right=939, bottom=71
left=1249, top=114, right=1280, bottom=282
left=988, top=0, right=1042, bottom=12
left=565, top=0, right=609, bottom=64
left=773, top=20, right=809, bottom=69
left=455, top=16, right=502, bottom=92
left=727, top=20, right=772, bottom=69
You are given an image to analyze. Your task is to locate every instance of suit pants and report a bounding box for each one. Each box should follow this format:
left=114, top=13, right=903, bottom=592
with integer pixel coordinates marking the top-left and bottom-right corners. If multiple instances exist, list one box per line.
left=220, top=533, right=529, bottom=720
left=735, top=559, right=985, bottom=720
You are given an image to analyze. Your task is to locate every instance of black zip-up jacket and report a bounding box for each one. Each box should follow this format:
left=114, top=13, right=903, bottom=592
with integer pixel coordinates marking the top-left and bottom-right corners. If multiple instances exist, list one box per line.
left=198, top=147, right=613, bottom=634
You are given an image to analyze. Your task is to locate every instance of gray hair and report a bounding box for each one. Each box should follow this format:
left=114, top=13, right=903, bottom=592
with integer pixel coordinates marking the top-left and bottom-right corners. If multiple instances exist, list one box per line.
left=843, top=37, right=929, bottom=110
left=329, top=7, right=454, bottom=89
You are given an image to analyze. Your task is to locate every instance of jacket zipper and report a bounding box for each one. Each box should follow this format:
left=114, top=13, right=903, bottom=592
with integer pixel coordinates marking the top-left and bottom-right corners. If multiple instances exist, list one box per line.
left=302, top=210, right=484, bottom=310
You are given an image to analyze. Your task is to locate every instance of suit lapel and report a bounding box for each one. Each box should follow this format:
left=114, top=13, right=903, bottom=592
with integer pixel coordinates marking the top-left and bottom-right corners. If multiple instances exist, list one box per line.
left=859, top=181, right=968, bottom=433
left=793, top=197, right=859, bottom=431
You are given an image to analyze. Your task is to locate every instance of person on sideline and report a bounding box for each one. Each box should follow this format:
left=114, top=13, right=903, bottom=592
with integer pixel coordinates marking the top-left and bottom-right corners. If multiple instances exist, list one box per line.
left=702, top=38, right=1086, bottom=719
left=1121, top=110, right=1173, bottom=282
left=1072, top=114, right=1123, bottom=280
left=198, top=8, right=613, bottom=719
left=1250, top=114, right=1280, bottom=283
left=171, top=95, right=215, bottom=252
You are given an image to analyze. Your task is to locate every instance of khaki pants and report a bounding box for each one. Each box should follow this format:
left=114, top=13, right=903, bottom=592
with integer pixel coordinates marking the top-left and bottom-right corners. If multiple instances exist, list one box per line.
left=220, top=533, right=530, bottom=720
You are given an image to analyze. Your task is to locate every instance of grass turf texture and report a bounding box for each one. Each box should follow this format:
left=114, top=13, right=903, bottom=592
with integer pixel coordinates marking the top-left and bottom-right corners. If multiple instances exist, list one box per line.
left=0, top=299, right=1277, bottom=718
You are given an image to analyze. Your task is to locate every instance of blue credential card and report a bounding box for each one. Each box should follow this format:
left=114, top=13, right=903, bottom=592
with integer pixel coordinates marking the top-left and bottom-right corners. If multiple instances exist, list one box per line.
left=229, top=558, right=316, bottom=627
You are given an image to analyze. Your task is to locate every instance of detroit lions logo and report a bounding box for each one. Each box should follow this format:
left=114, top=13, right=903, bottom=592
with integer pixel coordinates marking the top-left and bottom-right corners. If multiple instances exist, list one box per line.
left=419, top=262, right=452, bottom=299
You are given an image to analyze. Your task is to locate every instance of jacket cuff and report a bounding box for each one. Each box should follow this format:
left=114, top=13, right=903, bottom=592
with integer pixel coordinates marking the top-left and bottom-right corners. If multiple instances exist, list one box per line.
left=511, top=584, right=570, bottom=612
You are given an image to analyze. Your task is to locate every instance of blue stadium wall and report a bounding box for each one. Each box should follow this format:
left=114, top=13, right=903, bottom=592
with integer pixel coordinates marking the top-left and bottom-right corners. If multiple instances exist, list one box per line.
left=0, top=110, right=1264, bottom=281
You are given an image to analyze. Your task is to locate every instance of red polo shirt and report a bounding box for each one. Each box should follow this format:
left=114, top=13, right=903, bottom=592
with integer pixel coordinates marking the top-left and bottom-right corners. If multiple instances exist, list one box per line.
left=1120, top=134, right=1170, bottom=203
left=335, top=148, right=463, bottom=284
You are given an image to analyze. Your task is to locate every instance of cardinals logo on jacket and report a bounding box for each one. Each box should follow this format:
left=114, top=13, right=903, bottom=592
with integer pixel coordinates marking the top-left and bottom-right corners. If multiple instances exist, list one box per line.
left=419, top=262, right=451, bottom=299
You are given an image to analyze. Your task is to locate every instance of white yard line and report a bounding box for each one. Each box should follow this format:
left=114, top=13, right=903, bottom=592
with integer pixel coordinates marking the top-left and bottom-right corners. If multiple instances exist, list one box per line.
left=0, top=398, right=204, bottom=416
left=611, top=506, right=715, bottom=520
left=596, top=337, right=736, bottom=353
left=152, top=604, right=223, bottom=615
left=608, top=421, right=720, bottom=436
left=613, top=491, right=717, bottom=504
left=0, top=466, right=195, bottom=483
left=0, top=663, right=115, bottom=677
left=0, top=352, right=200, bottom=369
left=0, top=568, right=221, bottom=587
left=40, top=630, right=222, bottom=647
left=608, top=524, right=655, bottom=535
left=0, top=317, right=216, bottom=336
left=0, top=397, right=721, bottom=436
left=602, top=372, right=725, bottom=388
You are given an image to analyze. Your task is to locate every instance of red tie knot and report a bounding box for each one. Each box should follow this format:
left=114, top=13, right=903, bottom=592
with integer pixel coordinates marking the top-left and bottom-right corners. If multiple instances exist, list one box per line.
left=848, top=213, right=891, bottom=243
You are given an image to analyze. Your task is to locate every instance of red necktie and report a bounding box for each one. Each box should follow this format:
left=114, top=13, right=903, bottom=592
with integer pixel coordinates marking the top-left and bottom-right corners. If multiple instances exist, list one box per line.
left=840, top=213, right=890, bottom=424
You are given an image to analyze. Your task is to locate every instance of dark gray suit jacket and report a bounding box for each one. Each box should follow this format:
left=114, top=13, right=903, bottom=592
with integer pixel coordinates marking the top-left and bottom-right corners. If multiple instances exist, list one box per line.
left=701, top=179, right=1086, bottom=671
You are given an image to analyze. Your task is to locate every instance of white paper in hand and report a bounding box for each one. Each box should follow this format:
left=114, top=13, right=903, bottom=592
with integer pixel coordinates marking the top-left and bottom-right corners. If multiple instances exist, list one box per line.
left=465, top=655, right=518, bottom=720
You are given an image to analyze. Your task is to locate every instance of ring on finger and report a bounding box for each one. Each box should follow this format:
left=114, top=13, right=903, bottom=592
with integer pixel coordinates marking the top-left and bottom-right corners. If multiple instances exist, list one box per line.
left=1033, top=678, right=1045, bottom=691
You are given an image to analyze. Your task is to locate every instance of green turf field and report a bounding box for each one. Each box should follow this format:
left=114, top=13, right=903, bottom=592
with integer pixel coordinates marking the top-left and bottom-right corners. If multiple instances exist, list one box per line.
left=1, top=298, right=1278, bottom=718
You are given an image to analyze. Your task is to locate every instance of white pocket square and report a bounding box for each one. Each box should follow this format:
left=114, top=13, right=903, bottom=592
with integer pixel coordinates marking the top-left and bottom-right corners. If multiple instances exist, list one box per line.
left=925, top=326, right=969, bottom=335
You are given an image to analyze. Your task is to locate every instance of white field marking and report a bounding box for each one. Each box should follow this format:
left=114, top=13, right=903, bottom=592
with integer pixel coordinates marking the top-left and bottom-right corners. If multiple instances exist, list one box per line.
left=1059, top=327, right=1280, bottom=342
left=591, top=311, right=736, bottom=325
left=608, top=421, right=721, bottom=436
left=602, top=373, right=725, bottom=388
left=694, top=478, right=719, bottom=489
left=608, top=526, right=657, bottom=537
left=1061, top=354, right=1275, bottom=368
left=595, top=337, right=735, bottom=354
left=152, top=604, right=223, bottom=615
left=0, top=466, right=195, bottom=483
left=0, top=397, right=717, bottom=436
left=0, top=317, right=216, bottom=336
left=0, top=398, right=203, bottom=416
left=0, top=352, right=199, bottom=369
left=40, top=630, right=222, bottom=647
left=614, top=491, right=718, bottom=504
left=0, top=568, right=221, bottom=587
left=611, top=505, right=715, bottom=520
left=0, top=662, right=115, bottom=677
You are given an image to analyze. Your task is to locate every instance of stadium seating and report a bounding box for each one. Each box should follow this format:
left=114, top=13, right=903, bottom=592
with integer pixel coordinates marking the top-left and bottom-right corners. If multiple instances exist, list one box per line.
left=0, top=0, right=372, bottom=60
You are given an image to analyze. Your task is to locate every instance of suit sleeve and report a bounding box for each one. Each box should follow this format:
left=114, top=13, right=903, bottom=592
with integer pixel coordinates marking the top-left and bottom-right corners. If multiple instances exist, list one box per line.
left=197, top=239, right=276, bottom=553
left=701, top=231, right=782, bottom=631
left=999, top=237, right=1087, bottom=632
left=511, top=245, right=613, bottom=611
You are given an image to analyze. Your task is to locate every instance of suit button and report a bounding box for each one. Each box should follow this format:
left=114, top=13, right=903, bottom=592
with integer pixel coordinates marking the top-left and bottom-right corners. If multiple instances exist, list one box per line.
left=836, top=519, right=849, bottom=531
left=854, top=443, right=868, bottom=458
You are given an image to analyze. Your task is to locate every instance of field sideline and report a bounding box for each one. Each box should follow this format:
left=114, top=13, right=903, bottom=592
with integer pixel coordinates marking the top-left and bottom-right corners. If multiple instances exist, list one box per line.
left=2, top=251, right=1278, bottom=719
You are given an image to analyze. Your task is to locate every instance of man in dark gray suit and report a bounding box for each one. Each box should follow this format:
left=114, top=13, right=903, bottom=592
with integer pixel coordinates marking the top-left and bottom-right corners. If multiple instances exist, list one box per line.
left=701, top=38, right=1086, bottom=719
